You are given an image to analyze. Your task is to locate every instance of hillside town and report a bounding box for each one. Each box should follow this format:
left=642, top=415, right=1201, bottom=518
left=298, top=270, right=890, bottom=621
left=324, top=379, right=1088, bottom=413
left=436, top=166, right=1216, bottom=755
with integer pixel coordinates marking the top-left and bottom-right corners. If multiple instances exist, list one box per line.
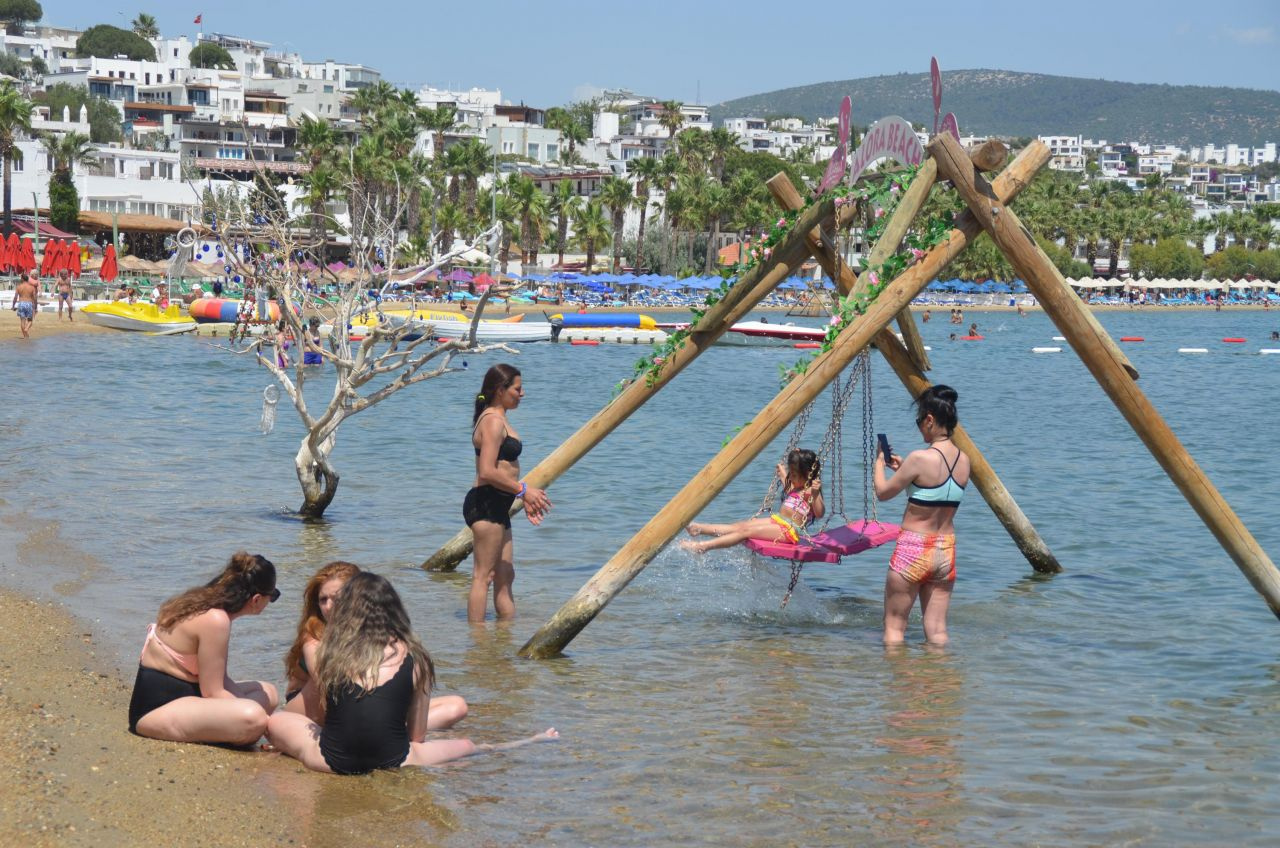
left=4, top=12, right=1279, bottom=279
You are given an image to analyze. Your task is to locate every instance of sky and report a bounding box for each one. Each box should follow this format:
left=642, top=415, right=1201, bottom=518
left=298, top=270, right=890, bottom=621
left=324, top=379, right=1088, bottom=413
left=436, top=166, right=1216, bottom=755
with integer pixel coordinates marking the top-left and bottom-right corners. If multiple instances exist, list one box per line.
left=51, top=0, right=1280, bottom=107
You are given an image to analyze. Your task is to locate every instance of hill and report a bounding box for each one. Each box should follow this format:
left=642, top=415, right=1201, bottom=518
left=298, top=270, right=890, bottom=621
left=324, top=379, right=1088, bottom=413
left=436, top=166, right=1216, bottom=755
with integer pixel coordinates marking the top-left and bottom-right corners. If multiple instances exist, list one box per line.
left=709, top=70, right=1280, bottom=148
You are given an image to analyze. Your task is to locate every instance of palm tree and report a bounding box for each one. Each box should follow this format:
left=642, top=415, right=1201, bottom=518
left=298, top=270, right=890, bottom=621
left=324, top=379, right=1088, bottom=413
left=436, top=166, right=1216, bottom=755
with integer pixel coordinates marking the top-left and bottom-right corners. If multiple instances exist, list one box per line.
left=628, top=155, right=662, bottom=272
left=549, top=179, right=581, bottom=268
left=508, top=173, right=547, bottom=267
left=599, top=175, right=634, bottom=273
left=131, top=13, right=159, bottom=40
left=454, top=137, right=490, bottom=227
left=658, top=100, right=684, bottom=146
left=701, top=182, right=733, bottom=275
left=40, top=131, right=96, bottom=175
left=706, top=127, right=739, bottom=183
left=0, top=82, right=33, bottom=236
left=573, top=200, right=610, bottom=272
left=418, top=103, right=459, bottom=160
left=295, top=116, right=339, bottom=259
left=673, top=128, right=710, bottom=174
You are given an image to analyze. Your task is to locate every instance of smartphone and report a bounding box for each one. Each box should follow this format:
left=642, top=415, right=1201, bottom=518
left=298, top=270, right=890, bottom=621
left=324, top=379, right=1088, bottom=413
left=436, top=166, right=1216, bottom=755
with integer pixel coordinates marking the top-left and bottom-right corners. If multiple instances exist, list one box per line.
left=877, top=433, right=892, bottom=463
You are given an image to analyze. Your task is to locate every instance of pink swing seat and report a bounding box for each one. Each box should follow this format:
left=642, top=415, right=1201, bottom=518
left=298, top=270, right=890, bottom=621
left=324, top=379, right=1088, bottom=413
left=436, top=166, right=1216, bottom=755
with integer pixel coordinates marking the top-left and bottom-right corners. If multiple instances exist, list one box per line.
left=744, top=519, right=901, bottom=563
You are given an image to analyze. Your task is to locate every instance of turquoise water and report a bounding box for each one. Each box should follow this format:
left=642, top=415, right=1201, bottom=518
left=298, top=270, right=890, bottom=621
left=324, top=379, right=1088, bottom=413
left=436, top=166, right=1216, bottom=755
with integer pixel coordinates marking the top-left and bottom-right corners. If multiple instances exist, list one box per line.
left=2, top=309, right=1279, bottom=846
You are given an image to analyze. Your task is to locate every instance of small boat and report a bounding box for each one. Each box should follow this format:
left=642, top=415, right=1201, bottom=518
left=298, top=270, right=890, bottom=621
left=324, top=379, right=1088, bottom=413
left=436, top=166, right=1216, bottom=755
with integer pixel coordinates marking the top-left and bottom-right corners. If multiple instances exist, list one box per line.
left=81, top=302, right=197, bottom=334
left=660, top=320, right=826, bottom=347
left=332, top=314, right=553, bottom=344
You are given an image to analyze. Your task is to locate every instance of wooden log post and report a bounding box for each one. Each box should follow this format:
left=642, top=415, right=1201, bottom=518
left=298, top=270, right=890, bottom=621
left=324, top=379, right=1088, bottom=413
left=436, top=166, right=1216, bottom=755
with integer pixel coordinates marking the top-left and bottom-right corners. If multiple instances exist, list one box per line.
left=421, top=196, right=841, bottom=571
left=767, top=169, right=1062, bottom=574
left=930, top=132, right=1280, bottom=617
left=519, top=145, right=1052, bottom=657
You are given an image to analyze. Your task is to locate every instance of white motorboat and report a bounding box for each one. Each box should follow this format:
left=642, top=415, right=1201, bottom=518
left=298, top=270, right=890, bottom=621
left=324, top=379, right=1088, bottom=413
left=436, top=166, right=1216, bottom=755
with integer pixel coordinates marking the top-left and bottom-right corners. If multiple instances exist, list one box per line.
left=330, top=314, right=553, bottom=343
left=660, top=320, right=827, bottom=347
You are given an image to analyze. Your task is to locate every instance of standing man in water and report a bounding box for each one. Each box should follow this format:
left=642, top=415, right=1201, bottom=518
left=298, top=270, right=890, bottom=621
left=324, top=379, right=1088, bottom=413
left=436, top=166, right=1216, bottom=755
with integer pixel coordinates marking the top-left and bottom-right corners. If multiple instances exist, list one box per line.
left=56, top=269, right=74, bottom=321
left=11, top=272, right=38, bottom=338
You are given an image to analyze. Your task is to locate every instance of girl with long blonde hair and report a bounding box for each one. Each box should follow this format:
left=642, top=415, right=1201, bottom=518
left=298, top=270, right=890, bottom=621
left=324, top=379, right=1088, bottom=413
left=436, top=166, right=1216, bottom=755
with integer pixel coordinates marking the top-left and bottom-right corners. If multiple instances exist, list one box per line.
left=267, top=572, right=557, bottom=774
left=282, top=561, right=467, bottom=730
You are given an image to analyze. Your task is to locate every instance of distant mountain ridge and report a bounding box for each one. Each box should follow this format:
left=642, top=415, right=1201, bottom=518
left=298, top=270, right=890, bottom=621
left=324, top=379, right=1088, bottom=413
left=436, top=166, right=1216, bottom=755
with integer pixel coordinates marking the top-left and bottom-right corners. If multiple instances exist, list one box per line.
left=709, top=70, right=1280, bottom=148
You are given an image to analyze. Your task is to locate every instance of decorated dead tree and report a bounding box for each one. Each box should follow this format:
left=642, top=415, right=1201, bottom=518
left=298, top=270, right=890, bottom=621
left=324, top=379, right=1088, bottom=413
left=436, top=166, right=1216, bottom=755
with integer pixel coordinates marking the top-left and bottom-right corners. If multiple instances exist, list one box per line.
left=202, top=153, right=514, bottom=518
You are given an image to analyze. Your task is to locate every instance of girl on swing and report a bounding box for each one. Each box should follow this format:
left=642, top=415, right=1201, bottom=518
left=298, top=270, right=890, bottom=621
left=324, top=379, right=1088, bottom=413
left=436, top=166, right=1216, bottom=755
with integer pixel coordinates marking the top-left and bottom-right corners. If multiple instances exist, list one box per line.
left=682, top=449, right=824, bottom=553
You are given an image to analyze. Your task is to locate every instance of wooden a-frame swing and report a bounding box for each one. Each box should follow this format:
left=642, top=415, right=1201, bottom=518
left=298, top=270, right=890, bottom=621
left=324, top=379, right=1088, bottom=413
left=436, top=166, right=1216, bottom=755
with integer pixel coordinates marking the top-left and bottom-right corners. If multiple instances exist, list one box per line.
left=506, top=135, right=1280, bottom=659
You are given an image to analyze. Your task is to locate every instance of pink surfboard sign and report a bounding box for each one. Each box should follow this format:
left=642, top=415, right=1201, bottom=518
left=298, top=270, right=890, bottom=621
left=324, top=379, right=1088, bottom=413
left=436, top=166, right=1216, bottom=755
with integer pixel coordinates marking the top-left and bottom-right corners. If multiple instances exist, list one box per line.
left=847, top=115, right=925, bottom=185
left=940, top=112, right=960, bottom=142
left=930, top=57, right=942, bottom=132
left=815, top=95, right=852, bottom=194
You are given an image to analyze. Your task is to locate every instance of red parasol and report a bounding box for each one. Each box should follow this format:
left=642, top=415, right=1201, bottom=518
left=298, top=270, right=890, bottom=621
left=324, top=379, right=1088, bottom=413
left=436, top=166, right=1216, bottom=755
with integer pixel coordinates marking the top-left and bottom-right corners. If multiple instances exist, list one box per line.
left=99, top=244, right=118, bottom=282
left=0, top=232, right=12, bottom=273
left=18, top=235, right=35, bottom=274
left=38, top=239, right=52, bottom=277
left=71, top=244, right=82, bottom=279
left=49, top=240, right=66, bottom=277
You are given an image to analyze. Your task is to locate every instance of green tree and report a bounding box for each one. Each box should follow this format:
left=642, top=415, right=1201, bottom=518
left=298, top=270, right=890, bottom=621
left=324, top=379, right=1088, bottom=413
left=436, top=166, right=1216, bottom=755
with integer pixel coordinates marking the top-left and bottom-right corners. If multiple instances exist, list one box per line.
left=76, top=24, right=156, bottom=61
left=130, top=12, right=158, bottom=39
left=1129, top=237, right=1205, bottom=280
left=35, top=84, right=122, bottom=144
left=507, top=173, right=547, bottom=267
left=0, top=0, right=41, bottom=34
left=628, top=155, right=662, bottom=272
left=573, top=199, right=610, bottom=272
left=40, top=131, right=95, bottom=232
left=1206, top=245, right=1272, bottom=280
left=658, top=100, right=684, bottom=143
left=599, top=175, right=634, bottom=273
left=0, top=81, right=32, bottom=235
left=549, top=178, right=581, bottom=268
left=188, top=43, right=236, bottom=70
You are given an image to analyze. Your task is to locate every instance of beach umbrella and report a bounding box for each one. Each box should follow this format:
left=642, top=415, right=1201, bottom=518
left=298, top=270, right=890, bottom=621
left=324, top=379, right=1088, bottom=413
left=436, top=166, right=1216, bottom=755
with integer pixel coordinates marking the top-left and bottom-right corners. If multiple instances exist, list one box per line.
left=18, top=236, right=34, bottom=274
left=38, top=239, right=55, bottom=276
left=0, top=232, right=13, bottom=272
left=444, top=268, right=473, bottom=282
left=100, top=244, right=118, bottom=282
left=71, top=246, right=82, bottom=279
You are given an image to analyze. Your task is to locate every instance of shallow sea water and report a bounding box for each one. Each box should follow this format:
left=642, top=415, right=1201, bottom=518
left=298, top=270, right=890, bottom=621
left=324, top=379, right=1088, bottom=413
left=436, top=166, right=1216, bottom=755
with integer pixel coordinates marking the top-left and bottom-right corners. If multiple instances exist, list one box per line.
left=2, top=308, right=1279, bottom=846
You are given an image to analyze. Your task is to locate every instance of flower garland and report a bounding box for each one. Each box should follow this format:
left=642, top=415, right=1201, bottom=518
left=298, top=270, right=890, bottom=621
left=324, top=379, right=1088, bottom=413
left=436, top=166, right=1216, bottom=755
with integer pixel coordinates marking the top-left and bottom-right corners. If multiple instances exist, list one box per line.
left=619, top=165, right=956, bottom=394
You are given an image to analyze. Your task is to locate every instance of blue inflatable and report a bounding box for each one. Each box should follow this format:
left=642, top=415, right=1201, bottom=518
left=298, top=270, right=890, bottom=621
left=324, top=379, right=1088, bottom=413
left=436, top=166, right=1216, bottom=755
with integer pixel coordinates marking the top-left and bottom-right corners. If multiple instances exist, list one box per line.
left=550, top=313, right=655, bottom=330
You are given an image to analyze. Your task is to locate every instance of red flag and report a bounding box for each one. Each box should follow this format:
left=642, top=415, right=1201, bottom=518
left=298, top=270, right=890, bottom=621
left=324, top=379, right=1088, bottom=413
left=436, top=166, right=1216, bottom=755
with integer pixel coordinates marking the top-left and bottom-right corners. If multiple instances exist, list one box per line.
left=194, top=14, right=202, bottom=24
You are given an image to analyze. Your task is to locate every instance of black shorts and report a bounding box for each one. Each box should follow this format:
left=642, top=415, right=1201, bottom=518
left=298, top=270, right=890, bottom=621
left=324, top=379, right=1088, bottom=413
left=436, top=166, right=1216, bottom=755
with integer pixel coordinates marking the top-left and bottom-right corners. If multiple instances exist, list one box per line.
left=128, top=664, right=202, bottom=734
left=463, top=485, right=516, bottom=528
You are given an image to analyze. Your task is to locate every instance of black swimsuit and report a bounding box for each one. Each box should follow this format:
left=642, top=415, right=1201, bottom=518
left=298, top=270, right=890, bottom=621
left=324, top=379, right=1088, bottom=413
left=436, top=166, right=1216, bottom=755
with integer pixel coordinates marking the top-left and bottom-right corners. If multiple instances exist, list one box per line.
left=319, top=655, right=416, bottom=775
left=464, top=417, right=524, bottom=528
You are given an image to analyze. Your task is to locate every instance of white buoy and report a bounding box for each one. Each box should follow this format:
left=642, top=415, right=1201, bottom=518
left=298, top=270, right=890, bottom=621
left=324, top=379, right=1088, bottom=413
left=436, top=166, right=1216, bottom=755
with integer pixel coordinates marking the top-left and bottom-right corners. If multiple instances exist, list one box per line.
left=1052, top=336, right=1066, bottom=341
left=1261, top=349, right=1280, bottom=355
left=1032, top=347, right=1062, bottom=353
left=1178, top=348, right=1209, bottom=354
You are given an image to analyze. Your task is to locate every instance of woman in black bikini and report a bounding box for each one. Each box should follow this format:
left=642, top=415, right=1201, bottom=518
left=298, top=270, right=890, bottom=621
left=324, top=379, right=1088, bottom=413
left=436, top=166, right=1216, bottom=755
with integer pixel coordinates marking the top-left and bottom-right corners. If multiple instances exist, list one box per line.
left=266, top=572, right=557, bottom=773
left=128, top=552, right=279, bottom=745
left=464, top=364, right=552, bottom=623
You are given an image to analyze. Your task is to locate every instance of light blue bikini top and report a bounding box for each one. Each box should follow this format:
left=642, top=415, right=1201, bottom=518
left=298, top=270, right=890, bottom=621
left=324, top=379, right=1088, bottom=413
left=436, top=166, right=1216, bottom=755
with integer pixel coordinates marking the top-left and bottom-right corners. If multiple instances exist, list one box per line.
left=906, top=446, right=966, bottom=509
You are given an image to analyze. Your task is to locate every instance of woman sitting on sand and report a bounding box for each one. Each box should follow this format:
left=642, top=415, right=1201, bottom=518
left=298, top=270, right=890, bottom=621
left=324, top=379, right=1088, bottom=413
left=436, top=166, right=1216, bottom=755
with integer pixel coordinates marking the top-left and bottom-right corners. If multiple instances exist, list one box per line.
left=267, top=572, right=557, bottom=774
left=128, top=552, right=280, bottom=745
left=682, top=449, right=824, bottom=553
left=282, top=561, right=468, bottom=730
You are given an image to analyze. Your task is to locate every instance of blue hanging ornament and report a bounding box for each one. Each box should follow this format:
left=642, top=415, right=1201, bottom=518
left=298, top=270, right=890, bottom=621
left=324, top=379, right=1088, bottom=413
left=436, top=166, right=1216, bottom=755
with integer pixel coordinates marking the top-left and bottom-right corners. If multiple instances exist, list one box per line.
left=202, top=244, right=210, bottom=252
left=233, top=275, right=242, bottom=283
left=224, top=265, right=232, bottom=273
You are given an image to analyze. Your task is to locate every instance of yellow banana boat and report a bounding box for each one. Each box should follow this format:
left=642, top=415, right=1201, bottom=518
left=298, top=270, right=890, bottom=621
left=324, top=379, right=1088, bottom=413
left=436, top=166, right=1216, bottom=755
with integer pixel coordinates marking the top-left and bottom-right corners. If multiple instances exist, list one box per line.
left=81, top=302, right=197, bottom=333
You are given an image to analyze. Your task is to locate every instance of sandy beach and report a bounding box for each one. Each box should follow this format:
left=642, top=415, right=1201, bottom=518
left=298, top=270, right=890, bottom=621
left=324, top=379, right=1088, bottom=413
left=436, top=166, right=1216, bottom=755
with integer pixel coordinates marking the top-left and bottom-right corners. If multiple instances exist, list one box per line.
left=0, top=587, right=295, bottom=848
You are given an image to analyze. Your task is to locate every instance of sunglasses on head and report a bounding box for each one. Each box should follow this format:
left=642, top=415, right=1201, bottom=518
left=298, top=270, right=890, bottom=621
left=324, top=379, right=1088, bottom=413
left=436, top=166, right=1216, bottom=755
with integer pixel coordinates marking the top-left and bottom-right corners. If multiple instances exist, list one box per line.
left=265, top=587, right=281, bottom=603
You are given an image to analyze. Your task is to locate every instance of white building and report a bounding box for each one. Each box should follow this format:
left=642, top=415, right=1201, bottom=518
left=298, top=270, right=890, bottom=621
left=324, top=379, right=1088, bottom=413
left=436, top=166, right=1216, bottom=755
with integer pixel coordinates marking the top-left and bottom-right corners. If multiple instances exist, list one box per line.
left=1039, top=135, right=1085, bottom=171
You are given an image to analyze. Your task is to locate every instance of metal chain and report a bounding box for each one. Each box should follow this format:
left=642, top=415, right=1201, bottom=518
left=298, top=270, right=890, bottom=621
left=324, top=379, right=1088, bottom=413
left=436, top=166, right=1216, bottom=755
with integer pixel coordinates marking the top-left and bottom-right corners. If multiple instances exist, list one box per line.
left=780, top=560, right=804, bottom=608
left=861, top=349, right=877, bottom=522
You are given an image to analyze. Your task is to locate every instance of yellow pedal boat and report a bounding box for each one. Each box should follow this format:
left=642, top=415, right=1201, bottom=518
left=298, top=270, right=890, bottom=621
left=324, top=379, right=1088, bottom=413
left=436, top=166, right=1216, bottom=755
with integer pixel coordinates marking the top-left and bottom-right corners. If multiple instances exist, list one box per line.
left=81, top=302, right=198, bottom=334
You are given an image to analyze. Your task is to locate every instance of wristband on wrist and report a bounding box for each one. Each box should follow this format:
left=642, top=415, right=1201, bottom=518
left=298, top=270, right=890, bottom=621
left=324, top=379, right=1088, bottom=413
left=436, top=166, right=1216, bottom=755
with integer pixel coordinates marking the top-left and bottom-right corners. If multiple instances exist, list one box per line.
left=517, top=481, right=527, bottom=498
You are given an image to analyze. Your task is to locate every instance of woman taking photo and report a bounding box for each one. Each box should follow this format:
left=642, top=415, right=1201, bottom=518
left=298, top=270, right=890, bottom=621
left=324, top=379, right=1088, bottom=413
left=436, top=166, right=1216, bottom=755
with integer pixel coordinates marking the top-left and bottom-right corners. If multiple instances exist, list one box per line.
left=873, top=386, right=970, bottom=647
left=267, top=572, right=557, bottom=773
left=128, top=552, right=280, bottom=745
left=283, top=560, right=468, bottom=730
left=464, top=364, right=552, bottom=623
